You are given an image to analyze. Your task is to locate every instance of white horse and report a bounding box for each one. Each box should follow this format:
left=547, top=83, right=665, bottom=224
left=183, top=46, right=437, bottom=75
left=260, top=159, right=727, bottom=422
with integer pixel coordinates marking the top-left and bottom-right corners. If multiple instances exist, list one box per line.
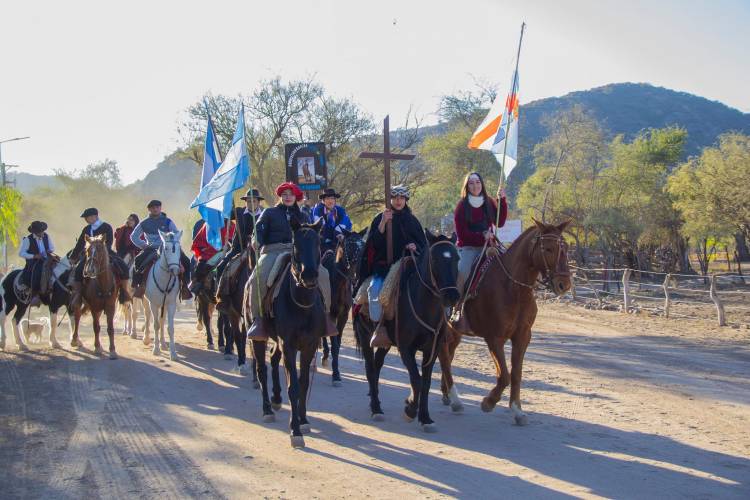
left=118, top=254, right=151, bottom=339
left=143, top=230, right=182, bottom=360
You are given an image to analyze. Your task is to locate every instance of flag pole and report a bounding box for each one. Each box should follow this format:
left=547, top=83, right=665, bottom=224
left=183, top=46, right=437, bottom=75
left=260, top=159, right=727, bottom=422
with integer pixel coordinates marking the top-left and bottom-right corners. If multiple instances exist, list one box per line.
left=495, top=21, right=525, bottom=228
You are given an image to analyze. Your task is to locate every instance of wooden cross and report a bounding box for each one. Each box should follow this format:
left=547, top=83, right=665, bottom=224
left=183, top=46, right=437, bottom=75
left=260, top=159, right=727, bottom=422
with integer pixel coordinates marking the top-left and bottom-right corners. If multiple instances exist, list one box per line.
left=359, top=115, right=416, bottom=264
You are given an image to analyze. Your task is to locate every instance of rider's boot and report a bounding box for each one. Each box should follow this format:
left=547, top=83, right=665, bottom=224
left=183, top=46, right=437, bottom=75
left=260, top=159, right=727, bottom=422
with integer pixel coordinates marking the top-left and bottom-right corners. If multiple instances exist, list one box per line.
left=369, top=322, right=391, bottom=349
left=179, top=279, right=193, bottom=301
left=247, top=317, right=269, bottom=342
left=323, top=314, right=339, bottom=337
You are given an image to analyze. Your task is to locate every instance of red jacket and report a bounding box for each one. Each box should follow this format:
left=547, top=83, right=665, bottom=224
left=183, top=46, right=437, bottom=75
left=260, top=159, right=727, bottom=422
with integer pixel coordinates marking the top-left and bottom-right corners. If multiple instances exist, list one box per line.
left=192, top=223, right=236, bottom=261
left=114, top=225, right=142, bottom=259
left=454, top=196, right=507, bottom=247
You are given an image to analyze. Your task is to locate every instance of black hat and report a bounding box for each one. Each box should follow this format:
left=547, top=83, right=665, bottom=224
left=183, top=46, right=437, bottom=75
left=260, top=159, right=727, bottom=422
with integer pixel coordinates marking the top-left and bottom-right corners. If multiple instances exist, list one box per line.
left=28, top=221, right=48, bottom=234
left=147, top=200, right=162, bottom=208
left=240, top=188, right=264, bottom=201
left=318, top=188, right=341, bottom=200
left=80, top=207, right=98, bottom=218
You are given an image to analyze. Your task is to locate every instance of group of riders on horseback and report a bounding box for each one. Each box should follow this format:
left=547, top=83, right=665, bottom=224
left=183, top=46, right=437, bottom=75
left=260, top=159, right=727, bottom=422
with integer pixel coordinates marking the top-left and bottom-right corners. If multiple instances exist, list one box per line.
left=15, top=172, right=508, bottom=347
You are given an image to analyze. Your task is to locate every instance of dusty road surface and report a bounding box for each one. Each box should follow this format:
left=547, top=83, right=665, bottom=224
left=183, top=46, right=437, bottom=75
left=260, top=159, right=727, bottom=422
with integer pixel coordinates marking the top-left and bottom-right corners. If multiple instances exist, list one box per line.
left=1, top=303, right=749, bottom=499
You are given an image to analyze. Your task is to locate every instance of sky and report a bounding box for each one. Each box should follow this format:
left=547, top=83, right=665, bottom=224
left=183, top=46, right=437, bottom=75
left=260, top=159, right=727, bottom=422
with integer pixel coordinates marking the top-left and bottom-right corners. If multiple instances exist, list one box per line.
left=1, top=0, right=748, bottom=184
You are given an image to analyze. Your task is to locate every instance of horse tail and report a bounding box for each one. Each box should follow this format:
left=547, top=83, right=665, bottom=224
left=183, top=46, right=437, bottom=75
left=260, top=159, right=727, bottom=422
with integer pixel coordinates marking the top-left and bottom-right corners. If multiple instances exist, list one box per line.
left=352, top=312, right=362, bottom=357
left=117, top=287, right=129, bottom=305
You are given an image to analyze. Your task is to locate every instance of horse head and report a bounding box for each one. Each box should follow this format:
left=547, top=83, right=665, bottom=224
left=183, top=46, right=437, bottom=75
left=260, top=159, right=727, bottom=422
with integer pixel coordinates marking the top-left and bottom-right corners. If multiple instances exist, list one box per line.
left=158, top=230, right=183, bottom=276
left=530, top=219, right=572, bottom=296
left=83, top=234, right=109, bottom=278
left=337, top=228, right=366, bottom=278
left=424, top=229, right=461, bottom=307
left=290, top=217, right=323, bottom=289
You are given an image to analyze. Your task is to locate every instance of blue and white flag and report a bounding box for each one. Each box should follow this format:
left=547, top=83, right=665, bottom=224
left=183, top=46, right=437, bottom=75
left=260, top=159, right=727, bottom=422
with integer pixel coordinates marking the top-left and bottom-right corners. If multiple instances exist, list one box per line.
left=191, top=105, right=250, bottom=244
left=197, top=109, right=226, bottom=250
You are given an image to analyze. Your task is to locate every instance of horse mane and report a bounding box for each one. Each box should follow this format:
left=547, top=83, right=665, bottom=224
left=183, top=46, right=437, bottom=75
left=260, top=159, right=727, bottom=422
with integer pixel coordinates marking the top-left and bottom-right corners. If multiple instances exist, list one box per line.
left=506, top=225, right=538, bottom=253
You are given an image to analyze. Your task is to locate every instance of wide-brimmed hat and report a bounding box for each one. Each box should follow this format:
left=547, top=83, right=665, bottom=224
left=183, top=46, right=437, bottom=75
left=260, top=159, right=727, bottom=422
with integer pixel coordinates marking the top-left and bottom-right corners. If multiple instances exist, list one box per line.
left=318, top=188, right=341, bottom=200
left=275, top=182, right=304, bottom=201
left=147, top=199, right=162, bottom=208
left=240, top=188, right=264, bottom=201
left=28, top=221, right=48, bottom=233
left=80, top=207, right=98, bottom=218
left=390, top=184, right=410, bottom=200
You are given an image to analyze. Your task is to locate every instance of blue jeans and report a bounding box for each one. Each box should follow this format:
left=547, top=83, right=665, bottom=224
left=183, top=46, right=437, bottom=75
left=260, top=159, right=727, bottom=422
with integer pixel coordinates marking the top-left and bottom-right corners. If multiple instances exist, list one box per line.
left=368, top=275, right=385, bottom=322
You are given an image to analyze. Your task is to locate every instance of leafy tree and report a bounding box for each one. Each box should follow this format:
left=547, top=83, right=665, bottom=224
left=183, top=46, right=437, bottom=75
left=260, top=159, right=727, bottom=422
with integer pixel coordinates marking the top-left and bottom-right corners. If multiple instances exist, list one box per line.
left=0, top=186, right=23, bottom=255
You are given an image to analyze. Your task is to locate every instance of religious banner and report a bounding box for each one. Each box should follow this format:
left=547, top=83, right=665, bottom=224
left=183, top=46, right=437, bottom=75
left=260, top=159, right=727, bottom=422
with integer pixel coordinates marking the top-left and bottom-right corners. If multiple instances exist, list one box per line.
left=285, top=142, right=327, bottom=191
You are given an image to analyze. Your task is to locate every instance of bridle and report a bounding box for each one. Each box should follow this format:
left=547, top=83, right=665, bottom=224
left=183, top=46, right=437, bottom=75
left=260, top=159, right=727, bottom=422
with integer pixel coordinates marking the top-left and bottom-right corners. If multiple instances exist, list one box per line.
left=495, top=229, right=569, bottom=291
left=83, top=241, right=115, bottom=298
left=333, top=235, right=364, bottom=282
left=151, top=238, right=180, bottom=296
left=408, top=240, right=460, bottom=298
left=288, top=227, right=321, bottom=309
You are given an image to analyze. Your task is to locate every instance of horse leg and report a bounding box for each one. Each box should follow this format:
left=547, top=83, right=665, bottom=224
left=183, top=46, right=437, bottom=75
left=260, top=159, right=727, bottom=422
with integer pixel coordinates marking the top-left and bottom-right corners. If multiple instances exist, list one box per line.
left=93, top=311, right=103, bottom=355
left=140, top=298, right=151, bottom=339
left=234, top=321, right=247, bottom=374
left=439, top=331, right=464, bottom=412
left=106, top=303, right=117, bottom=360
left=399, top=345, right=421, bottom=423
left=270, top=345, right=283, bottom=409
left=298, top=343, right=315, bottom=434
left=253, top=340, right=274, bottom=421
left=330, top=333, right=342, bottom=386
left=0, top=308, right=6, bottom=351
left=150, top=301, right=161, bottom=355
left=222, top=315, right=233, bottom=359
left=167, top=300, right=177, bottom=361
left=418, top=349, right=438, bottom=432
left=48, top=308, right=61, bottom=349
left=509, top=329, right=531, bottom=426
left=356, top=318, right=384, bottom=419
left=281, top=342, right=304, bottom=448
left=201, top=300, right=214, bottom=350
left=71, top=303, right=82, bottom=349
left=481, top=336, right=510, bottom=412
left=12, top=307, right=29, bottom=352
left=321, top=337, right=329, bottom=367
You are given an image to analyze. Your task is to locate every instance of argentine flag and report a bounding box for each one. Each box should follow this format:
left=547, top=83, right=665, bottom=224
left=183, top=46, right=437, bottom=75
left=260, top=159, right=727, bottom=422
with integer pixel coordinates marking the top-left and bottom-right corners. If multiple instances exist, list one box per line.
left=197, top=109, right=227, bottom=250
left=191, top=105, right=250, bottom=247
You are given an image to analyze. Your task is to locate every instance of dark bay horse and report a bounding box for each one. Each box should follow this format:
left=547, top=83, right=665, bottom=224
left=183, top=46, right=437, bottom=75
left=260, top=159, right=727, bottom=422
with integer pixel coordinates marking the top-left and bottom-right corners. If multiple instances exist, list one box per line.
left=216, top=251, right=254, bottom=378
left=251, top=218, right=326, bottom=448
left=321, top=229, right=366, bottom=386
left=193, top=270, right=229, bottom=351
left=354, top=231, right=460, bottom=431
left=72, top=235, right=121, bottom=359
left=440, top=220, right=572, bottom=425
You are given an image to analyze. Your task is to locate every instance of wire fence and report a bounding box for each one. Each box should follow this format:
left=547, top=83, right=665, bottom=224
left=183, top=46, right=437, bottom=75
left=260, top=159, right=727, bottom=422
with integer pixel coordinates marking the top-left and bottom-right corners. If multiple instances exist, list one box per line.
left=545, top=265, right=750, bottom=327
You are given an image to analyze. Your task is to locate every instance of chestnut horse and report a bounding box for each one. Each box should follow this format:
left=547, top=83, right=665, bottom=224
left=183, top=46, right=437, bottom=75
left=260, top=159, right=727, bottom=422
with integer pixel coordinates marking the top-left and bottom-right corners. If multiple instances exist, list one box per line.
left=440, top=220, right=572, bottom=425
left=72, top=235, right=120, bottom=359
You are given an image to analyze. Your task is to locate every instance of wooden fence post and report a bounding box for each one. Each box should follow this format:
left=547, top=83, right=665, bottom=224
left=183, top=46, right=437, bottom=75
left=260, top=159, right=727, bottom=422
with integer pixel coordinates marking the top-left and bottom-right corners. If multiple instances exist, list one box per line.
left=663, top=273, right=672, bottom=318
left=622, top=268, right=632, bottom=313
left=571, top=273, right=577, bottom=301
left=709, top=274, right=726, bottom=326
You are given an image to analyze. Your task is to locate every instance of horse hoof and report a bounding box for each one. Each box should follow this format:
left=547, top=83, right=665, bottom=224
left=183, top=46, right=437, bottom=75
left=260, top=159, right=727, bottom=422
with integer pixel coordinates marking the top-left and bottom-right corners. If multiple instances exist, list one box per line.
left=290, top=435, right=305, bottom=449
left=262, top=414, right=275, bottom=423
left=371, top=413, right=385, bottom=422
left=300, top=423, right=311, bottom=434
left=332, top=380, right=342, bottom=388
left=0, top=341, right=5, bottom=351
left=272, top=402, right=282, bottom=411
left=70, top=338, right=79, bottom=348
left=49, top=341, right=61, bottom=349
left=514, top=413, right=528, bottom=426
left=109, top=351, right=118, bottom=360
left=403, top=413, right=414, bottom=423
left=421, top=423, right=438, bottom=433
left=143, top=337, right=151, bottom=346
left=481, top=397, right=497, bottom=413
left=18, top=344, right=29, bottom=352
left=252, top=380, right=260, bottom=389
left=94, top=348, right=104, bottom=356
left=321, top=357, right=329, bottom=368
left=207, top=343, right=215, bottom=351
left=441, top=395, right=451, bottom=406
left=224, top=353, right=233, bottom=360
left=129, top=332, right=138, bottom=340
left=152, top=349, right=160, bottom=356
left=161, top=343, right=168, bottom=351
left=451, top=402, right=465, bottom=413
left=170, top=353, right=177, bottom=361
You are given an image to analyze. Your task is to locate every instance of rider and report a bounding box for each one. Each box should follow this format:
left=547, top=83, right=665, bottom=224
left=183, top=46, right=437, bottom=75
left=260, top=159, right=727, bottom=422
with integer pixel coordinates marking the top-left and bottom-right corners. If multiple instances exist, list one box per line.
left=18, top=220, right=55, bottom=303
left=114, top=213, right=142, bottom=261
left=246, top=182, right=336, bottom=340
left=356, top=184, right=427, bottom=348
left=311, top=188, right=352, bottom=254
left=215, top=188, right=264, bottom=307
left=189, top=215, right=236, bottom=295
left=129, top=200, right=192, bottom=300
left=69, top=207, right=131, bottom=307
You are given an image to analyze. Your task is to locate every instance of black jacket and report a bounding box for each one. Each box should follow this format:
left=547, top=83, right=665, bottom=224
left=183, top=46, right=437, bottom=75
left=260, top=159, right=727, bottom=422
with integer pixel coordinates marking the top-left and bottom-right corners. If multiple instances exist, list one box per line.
left=358, top=205, right=427, bottom=283
left=70, top=222, right=114, bottom=261
left=254, top=203, right=306, bottom=248
left=231, top=207, right=260, bottom=253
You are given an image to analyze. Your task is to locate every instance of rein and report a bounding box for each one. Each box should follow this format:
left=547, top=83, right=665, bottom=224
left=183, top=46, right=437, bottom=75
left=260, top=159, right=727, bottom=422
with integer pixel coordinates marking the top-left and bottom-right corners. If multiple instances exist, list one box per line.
left=288, top=227, right=321, bottom=309
left=493, top=230, right=567, bottom=292
left=151, top=240, right=180, bottom=317
left=83, top=244, right=114, bottom=298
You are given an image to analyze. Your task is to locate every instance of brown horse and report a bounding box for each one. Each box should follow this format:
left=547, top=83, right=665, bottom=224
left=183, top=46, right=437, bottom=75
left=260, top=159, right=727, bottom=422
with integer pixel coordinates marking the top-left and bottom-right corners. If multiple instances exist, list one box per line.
left=71, top=235, right=120, bottom=359
left=440, top=219, right=572, bottom=425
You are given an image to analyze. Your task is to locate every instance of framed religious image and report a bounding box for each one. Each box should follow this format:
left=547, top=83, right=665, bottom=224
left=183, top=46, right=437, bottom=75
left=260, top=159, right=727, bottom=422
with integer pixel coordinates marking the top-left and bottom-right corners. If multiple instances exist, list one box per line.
left=285, top=142, right=327, bottom=191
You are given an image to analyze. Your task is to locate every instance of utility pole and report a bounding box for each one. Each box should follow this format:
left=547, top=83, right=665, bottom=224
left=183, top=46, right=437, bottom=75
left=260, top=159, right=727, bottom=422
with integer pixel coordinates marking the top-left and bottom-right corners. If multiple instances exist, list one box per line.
left=0, top=136, right=30, bottom=270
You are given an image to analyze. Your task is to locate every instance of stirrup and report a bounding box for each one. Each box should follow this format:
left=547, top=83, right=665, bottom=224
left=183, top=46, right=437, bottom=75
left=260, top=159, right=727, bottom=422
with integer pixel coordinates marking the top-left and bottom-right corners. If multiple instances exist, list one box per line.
left=247, top=318, right=269, bottom=342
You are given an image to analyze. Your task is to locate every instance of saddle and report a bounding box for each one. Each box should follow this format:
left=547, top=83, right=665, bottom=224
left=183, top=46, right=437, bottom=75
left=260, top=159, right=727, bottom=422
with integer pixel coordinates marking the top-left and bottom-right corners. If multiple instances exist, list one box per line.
left=261, top=252, right=292, bottom=319
left=39, top=254, right=61, bottom=296
left=464, top=244, right=505, bottom=300
left=353, top=257, right=409, bottom=321
left=217, top=248, right=251, bottom=299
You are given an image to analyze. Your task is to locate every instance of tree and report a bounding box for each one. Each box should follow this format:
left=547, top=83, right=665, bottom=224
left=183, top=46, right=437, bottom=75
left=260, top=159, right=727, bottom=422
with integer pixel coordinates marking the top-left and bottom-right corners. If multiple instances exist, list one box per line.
left=0, top=186, right=23, bottom=251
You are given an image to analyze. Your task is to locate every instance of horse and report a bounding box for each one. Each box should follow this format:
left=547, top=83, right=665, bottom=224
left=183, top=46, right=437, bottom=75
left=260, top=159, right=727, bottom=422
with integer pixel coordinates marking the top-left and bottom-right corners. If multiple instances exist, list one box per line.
left=193, top=266, right=223, bottom=350
left=250, top=218, right=326, bottom=448
left=143, top=230, right=183, bottom=360
left=439, top=219, right=572, bottom=425
left=119, top=253, right=151, bottom=339
left=71, top=235, right=121, bottom=359
left=217, top=250, right=254, bottom=377
left=354, top=230, right=460, bottom=431
left=320, top=229, right=366, bottom=386
left=1, top=259, right=73, bottom=351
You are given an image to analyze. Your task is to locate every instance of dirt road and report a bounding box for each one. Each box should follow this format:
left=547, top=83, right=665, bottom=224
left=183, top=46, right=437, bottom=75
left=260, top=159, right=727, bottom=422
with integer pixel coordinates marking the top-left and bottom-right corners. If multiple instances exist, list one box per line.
left=1, top=303, right=749, bottom=499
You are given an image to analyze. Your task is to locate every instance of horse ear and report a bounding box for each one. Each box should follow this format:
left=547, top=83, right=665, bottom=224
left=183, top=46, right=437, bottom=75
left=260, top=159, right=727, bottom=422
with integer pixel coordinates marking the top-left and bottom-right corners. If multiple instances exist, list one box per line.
left=311, top=217, right=324, bottom=233
left=341, top=228, right=352, bottom=237
left=175, top=229, right=183, bottom=240
left=424, top=229, right=436, bottom=244
left=358, top=228, right=367, bottom=237
left=531, top=217, right=545, bottom=231
left=450, top=232, right=457, bottom=244
left=557, top=219, right=572, bottom=232
left=158, top=229, right=166, bottom=240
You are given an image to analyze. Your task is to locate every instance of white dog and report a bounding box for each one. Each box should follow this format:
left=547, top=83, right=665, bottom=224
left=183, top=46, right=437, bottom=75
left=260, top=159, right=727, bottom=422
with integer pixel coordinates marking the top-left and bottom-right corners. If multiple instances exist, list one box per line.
left=20, top=317, right=51, bottom=344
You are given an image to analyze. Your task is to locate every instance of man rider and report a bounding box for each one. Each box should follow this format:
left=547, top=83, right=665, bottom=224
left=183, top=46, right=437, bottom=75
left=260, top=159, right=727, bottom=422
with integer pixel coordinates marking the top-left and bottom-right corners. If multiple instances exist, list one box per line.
left=311, top=188, right=352, bottom=254
left=18, top=220, right=55, bottom=304
left=129, top=200, right=192, bottom=299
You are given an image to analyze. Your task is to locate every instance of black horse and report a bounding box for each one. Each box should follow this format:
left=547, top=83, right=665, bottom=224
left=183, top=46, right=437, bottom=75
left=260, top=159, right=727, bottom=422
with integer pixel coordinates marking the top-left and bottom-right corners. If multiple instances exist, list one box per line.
left=320, top=229, right=366, bottom=386
left=354, top=230, right=460, bottom=431
left=217, top=251, right=255, bottom=380
left=252, top=218, right=326, bottom=448
left=1, top=265, right=73, bottom=351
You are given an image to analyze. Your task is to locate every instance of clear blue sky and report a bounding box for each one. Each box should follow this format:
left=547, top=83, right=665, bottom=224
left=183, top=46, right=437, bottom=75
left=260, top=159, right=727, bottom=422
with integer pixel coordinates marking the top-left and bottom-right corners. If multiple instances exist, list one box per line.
left=1, top=0, right=748, bottom=183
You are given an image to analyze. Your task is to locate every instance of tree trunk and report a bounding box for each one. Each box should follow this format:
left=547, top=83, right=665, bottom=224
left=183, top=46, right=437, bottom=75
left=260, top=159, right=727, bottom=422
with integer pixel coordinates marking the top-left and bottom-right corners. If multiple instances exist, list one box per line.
left=735, top=232, right=750, bottom=262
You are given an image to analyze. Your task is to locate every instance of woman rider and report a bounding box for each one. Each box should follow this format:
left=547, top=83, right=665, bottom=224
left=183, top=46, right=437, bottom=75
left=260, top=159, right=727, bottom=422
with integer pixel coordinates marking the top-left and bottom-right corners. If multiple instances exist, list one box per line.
left=356, top=184, right=427, bottom=348
left=246, top=182, right=335, bottom=340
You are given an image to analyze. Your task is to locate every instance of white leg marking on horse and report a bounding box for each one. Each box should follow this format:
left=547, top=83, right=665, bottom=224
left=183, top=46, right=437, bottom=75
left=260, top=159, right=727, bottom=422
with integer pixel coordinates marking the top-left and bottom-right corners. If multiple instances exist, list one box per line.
left=449, top=385, right=464, bottom=413
left=511, top=401, right=528, bottom=426
left=12, top=320, right=28, bottom=351
left=49, top=312, right=61, bottom=348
